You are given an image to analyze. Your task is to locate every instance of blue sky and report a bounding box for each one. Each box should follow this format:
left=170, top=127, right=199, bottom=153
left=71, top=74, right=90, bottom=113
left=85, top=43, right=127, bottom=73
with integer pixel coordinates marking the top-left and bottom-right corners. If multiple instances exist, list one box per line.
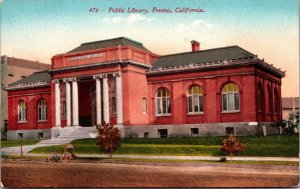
left=1, top=0, right=298, bottom=96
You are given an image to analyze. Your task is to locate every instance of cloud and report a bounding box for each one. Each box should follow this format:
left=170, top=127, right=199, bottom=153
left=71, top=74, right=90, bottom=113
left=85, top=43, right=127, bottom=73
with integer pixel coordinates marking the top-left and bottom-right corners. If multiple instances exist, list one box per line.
left=101, top=14, right=155, bottom=24
left=177, top=19, right=214, bottom=30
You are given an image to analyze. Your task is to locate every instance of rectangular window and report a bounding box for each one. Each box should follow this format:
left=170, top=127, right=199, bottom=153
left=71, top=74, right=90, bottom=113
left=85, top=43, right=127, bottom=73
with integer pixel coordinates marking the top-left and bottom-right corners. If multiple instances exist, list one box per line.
left=21, top=76, right=26, bottom=78
left=234, top=93, right=240, bottom=110
left=188, top=96, right=193, bottom=112
left=8, top=74, right=13, bottom=77
left=199, top=96, right=204, bottom=112
left=191, top=128, right=199, bottom=136
left=144, top=132, right=149, bottom=138
left=226, top=127, right=234, bottom=136
left=162, top=98, right=167, bottom=113
left=222, top=94, right=227, bottom=111
left=38, top=132, right=43, bottom=139
left=142, top=98, right=147, bottom=114
left=228, top=93, right=234, bottom=110
left=193, top=95, right=199, bottom=112
left=18, top=133, right=23, bottom=139
left=167, top=98, right=171, bottom=113
left=157, top=99, right=161, bottom=114
left=158, top=129, right=168, bottom=138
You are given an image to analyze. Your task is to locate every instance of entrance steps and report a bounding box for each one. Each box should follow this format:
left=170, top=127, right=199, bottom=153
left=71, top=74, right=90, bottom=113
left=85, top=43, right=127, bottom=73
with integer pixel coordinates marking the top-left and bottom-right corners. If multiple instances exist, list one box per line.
left=38, top=126, right=98, bottom=145
left=57, top=126, right=98, bottom=140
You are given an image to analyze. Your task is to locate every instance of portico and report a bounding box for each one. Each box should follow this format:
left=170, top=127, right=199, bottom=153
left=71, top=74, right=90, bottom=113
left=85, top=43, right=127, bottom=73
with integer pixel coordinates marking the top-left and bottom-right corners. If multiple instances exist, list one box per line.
left=53, top=72, right=123, bottom=128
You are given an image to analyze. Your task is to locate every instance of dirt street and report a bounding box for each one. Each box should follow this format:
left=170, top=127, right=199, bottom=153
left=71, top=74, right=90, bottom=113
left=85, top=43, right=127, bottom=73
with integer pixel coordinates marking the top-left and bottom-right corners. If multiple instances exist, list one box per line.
left=1, top=159, right=299, bottom=187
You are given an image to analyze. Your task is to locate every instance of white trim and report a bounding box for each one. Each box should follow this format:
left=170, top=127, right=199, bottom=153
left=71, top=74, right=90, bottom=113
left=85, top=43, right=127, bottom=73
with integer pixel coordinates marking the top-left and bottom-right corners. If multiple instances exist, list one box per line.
left=17, top=121, right=27, bottom=124
left=186, top=112, right=204, bottom=115
left=4, top=82, right=50, bottom=91
left=221, top=110, right=240, bottom=114
left=155, top=114, right=171, bottom=117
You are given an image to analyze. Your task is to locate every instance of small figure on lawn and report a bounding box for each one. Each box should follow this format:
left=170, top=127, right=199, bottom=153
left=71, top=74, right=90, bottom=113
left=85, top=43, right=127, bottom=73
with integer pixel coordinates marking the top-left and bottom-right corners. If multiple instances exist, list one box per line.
left=46, top=152, right=60, bottom=162
left=221, top=134, right=246, bottom=160
left=46, top=143, right=77, bottom=163
left=96, top=123, right=121, bottom=158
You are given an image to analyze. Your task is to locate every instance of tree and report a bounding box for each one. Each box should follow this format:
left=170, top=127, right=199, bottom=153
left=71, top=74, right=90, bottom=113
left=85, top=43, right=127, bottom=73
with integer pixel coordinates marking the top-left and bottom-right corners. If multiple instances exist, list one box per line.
left=96, top=123, right=121, bottom=158
left=280, top=112, right=299, bottom=134
left=221, top=135, right=246, bottom=160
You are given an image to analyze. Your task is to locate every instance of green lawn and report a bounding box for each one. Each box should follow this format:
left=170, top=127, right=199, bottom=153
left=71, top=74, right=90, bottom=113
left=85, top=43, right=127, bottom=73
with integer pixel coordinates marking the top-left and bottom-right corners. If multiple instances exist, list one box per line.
left=1, top=139, right=40, bottom=148
left=29, top=135, right=299, bottom=157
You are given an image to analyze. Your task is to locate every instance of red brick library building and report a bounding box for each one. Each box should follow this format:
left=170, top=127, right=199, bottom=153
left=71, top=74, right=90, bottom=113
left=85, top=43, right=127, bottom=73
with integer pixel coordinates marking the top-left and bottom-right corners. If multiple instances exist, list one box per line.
left=5, top=37, right=285, bottom=139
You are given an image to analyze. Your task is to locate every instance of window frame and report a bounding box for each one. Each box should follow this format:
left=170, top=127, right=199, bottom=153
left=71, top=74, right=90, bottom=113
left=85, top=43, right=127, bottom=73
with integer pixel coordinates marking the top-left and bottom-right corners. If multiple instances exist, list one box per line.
left=221, top=83, right=240, bottom=113
left=267, top=85, right=272, bottom=113
left=18, top=100, right=27, bottom=123
left=142, top=98, right=147, bottom=115
left=187, top=85, right=204, bottom=115
left=274, top=88, right=279, bottom=113
left=37, top=99, right=48, bottom=121
left=257, top=83, right=263, bottom=112
left=156, top=88, right=171, bottom=116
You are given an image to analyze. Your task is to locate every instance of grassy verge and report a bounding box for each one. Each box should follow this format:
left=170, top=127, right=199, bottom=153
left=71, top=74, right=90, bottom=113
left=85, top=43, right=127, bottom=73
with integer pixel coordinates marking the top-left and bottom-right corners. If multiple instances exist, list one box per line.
left=1, top=139, right=40, bottom=148
left=29, top=135, right=299, bottom=157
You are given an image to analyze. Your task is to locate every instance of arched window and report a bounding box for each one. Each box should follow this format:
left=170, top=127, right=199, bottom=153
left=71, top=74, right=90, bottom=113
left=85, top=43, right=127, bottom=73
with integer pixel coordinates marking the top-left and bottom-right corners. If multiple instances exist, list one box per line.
left=156, top=88, right=171, bottom=115
left=267, top=85, right=272, bottom=112
left=18, top=100, right=27, bottom=122
left=274, top=88, right=279, bottom=113
left=38, top=99, right=47, bottom=121
left=188, top=85, right=204, bottom=113
left=222, top=83, right=240, bottom=112
left=257, top=83, right=263, bottom=112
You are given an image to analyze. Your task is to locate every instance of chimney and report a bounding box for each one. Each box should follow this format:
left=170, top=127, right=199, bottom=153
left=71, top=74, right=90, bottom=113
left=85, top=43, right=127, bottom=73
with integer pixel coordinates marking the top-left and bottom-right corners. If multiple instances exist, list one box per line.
left=191, top=40, right=200, bottom=52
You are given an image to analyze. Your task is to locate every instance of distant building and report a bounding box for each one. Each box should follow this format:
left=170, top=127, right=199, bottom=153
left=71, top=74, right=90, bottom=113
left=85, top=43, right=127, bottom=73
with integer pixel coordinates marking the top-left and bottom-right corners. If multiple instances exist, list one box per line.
left=4, top=37, right=285, bottom=139
left=282, top=97, right=299, bottom=120
left=1, top=55, right=50, bottom=137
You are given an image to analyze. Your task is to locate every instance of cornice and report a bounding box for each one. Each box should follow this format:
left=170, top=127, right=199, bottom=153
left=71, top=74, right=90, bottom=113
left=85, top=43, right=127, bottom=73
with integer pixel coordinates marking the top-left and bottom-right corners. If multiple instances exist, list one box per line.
left=147, top=57, right=285, bottom=78
left=49, top=60, right=151, bottom=74
left=4, top=81, right=50, bottom=91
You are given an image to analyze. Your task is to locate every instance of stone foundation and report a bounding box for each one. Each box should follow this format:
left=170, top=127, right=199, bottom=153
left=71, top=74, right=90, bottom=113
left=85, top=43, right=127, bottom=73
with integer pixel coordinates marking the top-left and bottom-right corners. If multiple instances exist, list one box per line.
left=6, top=122, right=281, bottom=140
left=123, top=122, right=280, bottom=138
left=7, top=129, right=51, bottom=140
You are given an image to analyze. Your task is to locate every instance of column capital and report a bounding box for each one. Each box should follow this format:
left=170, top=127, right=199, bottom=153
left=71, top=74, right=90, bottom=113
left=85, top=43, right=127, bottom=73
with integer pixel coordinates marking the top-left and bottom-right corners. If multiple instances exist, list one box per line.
left=63, top=78, right=73, bottom=82
left=52, top=79, right=60, bottom=84
left=93, top=75, right=102, bottom=79
left=113, top=72, right=121, bottom=77
left=70, top=77, right=78, bottom=82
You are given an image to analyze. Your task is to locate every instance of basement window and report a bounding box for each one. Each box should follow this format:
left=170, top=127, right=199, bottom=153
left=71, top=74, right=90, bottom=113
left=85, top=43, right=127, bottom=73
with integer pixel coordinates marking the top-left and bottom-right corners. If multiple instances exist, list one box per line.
left=8, top=74, right=13, bottom=77
left=21, top=75, right=26, bottom=78
left=38, top=132, right=44, bottom=139
left=158, top=129, right=168, bottom=138
left=18, top=133, right=23, bottom=139
left=225, top=127, right=234, bottom=136
left=144, top=132, right=149, bottom=138
left=191, top=128, right=199, bottom=136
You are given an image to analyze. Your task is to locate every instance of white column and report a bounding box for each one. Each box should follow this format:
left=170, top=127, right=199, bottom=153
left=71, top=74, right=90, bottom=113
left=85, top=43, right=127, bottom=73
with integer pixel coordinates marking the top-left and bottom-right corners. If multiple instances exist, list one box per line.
left=102, top=75, right=109, bottom=124
left=116, top=72, right=123, bottom=125
left=54, top=80, right=61, bottom=127
left=96, top=77, right=102, bottom=125
left=65, top=80, right=71, bottom=127
left=72, top=78, right=79, bottom=126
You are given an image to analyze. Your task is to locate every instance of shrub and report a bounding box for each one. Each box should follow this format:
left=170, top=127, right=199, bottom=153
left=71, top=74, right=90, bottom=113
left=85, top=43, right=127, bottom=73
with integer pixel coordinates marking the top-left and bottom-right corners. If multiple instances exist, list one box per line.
left=221, top=135, right=246, bottom=160
left=96, top=124, right=121, bottom=158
